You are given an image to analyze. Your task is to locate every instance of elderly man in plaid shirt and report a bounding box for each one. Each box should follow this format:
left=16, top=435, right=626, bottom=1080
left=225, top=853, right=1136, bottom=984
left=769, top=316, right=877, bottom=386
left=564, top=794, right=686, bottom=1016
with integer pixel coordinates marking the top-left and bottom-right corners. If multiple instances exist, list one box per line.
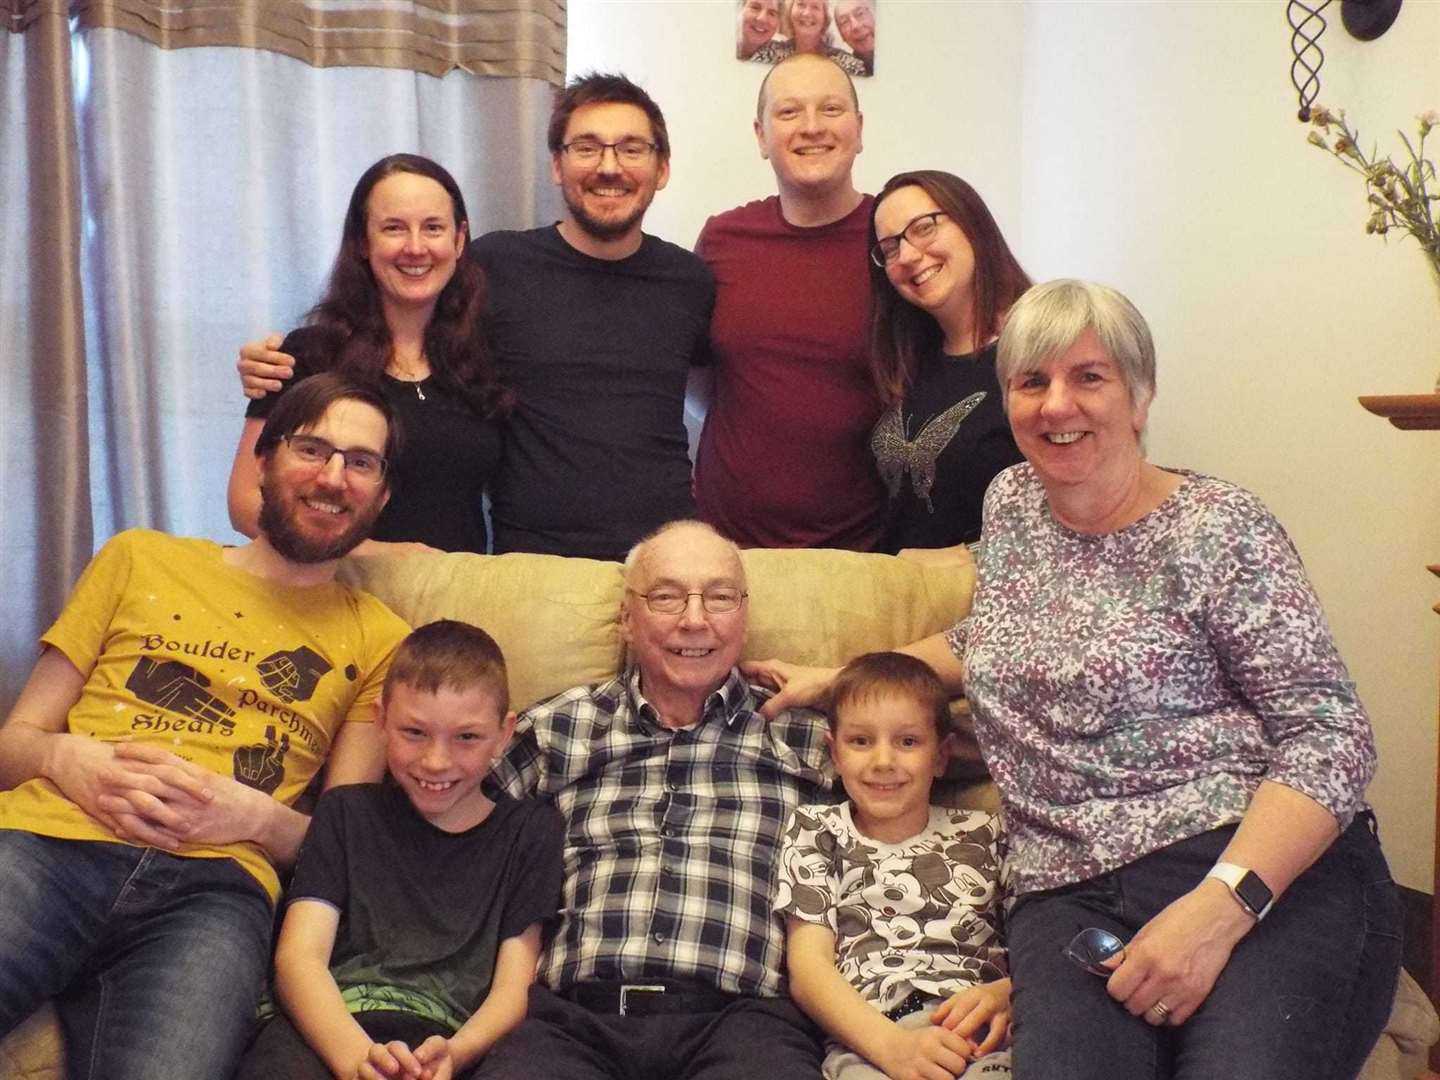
left=478, top=519, right=833, bottom=1080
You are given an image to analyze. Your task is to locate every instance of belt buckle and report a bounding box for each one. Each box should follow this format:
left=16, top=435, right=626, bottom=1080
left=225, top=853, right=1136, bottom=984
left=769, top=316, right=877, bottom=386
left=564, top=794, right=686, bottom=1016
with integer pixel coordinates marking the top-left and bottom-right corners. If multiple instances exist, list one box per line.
left=618, top=983, right=667, bottom=1016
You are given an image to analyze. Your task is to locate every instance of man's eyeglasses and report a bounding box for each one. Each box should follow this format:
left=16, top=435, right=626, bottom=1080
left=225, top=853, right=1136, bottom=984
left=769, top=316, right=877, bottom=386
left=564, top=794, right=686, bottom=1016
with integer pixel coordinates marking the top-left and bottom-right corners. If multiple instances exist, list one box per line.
left=1063, top=927, right=1126, bottom=976
left=627, top=587, right=748, bottom=614
left=560, top=139, right=659, bottom=167
left=870, top=211, right=948, bottom=267
left=281, top=434, right=387, bottom=484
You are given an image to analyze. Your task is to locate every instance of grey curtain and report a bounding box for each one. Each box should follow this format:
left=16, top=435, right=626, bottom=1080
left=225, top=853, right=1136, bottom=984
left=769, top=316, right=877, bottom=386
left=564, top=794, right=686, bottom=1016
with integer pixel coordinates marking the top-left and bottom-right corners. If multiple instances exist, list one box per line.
left=1, top=4, right=94, bottom=713
left=9, top=0, right=566, bottom=82
left=1, top=3, right=563, bottom=711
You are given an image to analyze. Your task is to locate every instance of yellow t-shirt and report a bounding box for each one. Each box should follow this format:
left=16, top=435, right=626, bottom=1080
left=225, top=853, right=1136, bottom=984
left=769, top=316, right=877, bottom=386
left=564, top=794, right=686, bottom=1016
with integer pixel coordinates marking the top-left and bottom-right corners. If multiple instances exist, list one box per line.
left=0, top=529, right=410, bottom=902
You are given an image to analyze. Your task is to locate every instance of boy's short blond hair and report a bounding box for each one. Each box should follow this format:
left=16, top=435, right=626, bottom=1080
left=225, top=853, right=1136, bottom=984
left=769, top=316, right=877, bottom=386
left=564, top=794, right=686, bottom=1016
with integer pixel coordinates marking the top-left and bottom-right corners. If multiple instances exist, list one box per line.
left=383, top=619, right=509, bottom=715
left=827, top=651, right=950, bottom=739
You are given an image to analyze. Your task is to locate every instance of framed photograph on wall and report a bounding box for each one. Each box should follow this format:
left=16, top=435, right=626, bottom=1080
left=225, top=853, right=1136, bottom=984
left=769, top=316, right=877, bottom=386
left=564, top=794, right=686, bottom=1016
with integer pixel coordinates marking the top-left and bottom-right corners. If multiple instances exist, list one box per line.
left=736, top=0, right=875, bottom=77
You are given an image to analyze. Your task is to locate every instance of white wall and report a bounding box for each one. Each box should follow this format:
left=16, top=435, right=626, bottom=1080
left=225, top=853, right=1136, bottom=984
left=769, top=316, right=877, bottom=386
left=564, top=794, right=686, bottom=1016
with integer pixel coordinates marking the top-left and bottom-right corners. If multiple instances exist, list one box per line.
left=566, top=1, right=1025, bottom=248
left=568, top=0, right=1440, bottom=891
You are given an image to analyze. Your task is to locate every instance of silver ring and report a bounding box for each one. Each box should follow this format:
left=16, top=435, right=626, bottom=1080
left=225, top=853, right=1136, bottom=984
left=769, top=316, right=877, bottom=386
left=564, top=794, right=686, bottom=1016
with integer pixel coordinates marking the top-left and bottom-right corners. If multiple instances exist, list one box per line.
left=1148, top=1000, right=1171, bottom=1022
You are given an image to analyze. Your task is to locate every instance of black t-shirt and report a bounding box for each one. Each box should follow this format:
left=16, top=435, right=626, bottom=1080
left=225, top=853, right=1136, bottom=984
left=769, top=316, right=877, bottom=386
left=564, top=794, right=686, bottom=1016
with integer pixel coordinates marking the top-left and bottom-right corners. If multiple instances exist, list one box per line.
left=470, top=227, right=714, bottom=561
left=870, top=342, right=1023, bottom=550
left=245, top=326, right=502, bottom=553
left=288, top=783, right=564, bottom=1031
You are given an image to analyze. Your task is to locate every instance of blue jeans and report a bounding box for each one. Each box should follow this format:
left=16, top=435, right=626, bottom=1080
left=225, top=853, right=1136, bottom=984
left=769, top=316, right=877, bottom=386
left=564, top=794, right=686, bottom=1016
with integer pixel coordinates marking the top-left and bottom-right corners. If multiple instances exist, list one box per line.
left=1006, top=816, right=1402, bottom=1080
left=0, top=831, right=272, bottom=1080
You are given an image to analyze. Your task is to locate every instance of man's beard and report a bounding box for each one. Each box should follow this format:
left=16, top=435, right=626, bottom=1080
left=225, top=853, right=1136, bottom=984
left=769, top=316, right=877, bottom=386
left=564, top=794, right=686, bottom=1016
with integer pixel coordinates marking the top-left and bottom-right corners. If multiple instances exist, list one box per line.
left=564, top=185, right=653, bottom=242
left=258, top=476, right=384, bottom=564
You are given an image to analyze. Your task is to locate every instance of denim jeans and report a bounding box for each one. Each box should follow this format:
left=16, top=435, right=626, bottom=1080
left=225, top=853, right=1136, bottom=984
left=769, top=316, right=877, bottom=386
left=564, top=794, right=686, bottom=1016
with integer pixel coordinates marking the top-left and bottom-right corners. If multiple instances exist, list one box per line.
left=1007, top=816, right=1402, bottom=1080
left=0, top=831, right=272, bottom=1080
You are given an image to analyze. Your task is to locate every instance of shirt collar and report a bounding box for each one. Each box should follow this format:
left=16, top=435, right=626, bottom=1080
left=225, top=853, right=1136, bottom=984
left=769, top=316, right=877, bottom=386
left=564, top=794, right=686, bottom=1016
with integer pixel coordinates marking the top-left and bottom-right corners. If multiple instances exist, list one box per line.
left=623, top=665, right=754, bottom=732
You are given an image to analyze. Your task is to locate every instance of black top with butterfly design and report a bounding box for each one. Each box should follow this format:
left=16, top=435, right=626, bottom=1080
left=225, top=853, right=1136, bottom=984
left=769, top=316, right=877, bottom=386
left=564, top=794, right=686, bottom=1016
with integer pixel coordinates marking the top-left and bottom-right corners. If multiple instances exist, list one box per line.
left=869, top=342, right=1022, bottom=551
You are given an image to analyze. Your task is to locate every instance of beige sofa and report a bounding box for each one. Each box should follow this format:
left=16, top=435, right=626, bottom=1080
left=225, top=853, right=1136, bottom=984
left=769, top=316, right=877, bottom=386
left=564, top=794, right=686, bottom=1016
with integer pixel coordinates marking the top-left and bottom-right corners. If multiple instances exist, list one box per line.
left=2, top=547, right=1436, bottom=1079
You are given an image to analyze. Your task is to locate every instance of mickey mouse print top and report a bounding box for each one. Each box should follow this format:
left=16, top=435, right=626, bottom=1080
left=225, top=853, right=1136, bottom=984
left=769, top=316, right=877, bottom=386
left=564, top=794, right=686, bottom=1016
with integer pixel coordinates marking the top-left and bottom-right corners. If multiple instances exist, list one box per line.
left=773, top=802, right=1008, bottom=1012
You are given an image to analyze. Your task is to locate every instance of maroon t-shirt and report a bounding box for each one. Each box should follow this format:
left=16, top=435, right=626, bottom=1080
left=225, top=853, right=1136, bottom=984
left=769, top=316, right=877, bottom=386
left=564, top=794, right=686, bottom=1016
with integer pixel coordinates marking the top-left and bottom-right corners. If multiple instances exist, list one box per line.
left=694, top=196, right=886, bottom=550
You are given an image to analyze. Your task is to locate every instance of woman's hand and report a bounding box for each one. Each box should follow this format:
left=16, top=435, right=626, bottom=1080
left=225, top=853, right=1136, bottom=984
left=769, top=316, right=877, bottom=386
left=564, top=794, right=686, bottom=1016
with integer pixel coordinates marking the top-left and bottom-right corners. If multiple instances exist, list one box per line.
left=238, top=333, right=294, bottom=398
left=740, top=659, right=840, bottom=720
left=1104, top=879, right=1255, bottom=1026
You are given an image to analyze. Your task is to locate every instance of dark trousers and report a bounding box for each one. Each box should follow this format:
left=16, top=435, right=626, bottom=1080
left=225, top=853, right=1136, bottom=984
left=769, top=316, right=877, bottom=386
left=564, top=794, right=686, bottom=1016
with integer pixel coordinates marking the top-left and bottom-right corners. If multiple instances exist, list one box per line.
left=471, top=984, right=824, bottom=1080
left=1007, top=816, right=1402, bottom=1080
left=236, top=1010, right=456, bottom=1080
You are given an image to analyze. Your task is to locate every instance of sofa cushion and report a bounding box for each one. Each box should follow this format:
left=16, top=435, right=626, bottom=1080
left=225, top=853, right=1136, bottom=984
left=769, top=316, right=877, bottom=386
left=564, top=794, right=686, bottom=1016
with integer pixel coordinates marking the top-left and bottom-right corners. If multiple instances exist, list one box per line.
left=338, top=552, right=627, bottom=714
left=338, top=547, right=976, bottom=715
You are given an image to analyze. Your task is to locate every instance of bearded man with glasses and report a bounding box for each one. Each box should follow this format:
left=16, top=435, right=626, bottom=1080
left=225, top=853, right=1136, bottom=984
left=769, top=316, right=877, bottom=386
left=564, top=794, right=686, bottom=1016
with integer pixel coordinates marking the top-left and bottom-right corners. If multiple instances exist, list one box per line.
left=0, top=372, right=410, bottom=1080
left=463, top=72, right=713, bottom=561
left=474, top=519, right=833, bottom=1080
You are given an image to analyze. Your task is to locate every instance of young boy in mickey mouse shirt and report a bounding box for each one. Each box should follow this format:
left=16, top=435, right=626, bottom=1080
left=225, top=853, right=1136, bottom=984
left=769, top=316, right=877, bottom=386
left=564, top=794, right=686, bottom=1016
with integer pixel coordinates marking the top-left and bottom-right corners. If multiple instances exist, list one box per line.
left=775, top=652, right=1011, bottom=1080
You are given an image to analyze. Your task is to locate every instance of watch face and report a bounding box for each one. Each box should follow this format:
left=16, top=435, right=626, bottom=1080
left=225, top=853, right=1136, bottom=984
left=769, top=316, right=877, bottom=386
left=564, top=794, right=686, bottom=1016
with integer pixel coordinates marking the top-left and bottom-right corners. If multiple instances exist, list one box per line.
left=1234, top=871, right=1272, bottom=914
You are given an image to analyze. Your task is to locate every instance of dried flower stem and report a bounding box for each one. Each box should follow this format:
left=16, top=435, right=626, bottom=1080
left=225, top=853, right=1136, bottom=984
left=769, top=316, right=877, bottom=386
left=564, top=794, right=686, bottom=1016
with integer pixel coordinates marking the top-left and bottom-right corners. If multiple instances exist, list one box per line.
left=1307, top=105, right=1440, bottom=268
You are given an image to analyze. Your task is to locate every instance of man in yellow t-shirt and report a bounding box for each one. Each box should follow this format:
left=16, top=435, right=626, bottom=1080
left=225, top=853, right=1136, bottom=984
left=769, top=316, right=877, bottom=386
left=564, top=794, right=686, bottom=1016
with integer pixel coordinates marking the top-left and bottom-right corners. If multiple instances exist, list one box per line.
left=0, top=372, right=410, bottom=1080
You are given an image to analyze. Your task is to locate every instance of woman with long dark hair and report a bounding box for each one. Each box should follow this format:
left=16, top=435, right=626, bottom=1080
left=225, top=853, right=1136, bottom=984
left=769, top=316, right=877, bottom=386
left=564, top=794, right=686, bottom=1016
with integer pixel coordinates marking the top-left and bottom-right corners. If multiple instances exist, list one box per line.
left=227, top=154, right=508, bottom=554
left=868, top=170, right=1030, bottom=559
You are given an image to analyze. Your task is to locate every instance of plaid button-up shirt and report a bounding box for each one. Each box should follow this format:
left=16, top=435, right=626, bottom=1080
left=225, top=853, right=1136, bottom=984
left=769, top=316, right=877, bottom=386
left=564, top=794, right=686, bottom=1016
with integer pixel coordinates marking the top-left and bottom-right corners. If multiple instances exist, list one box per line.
left=489, top=666, right=833, bottom=997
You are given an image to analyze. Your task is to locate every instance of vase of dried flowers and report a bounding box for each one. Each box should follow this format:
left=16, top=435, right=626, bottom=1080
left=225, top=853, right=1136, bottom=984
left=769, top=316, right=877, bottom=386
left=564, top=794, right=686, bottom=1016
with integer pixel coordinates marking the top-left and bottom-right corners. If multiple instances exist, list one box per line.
left=1307, top=105, right=1440, bottom=392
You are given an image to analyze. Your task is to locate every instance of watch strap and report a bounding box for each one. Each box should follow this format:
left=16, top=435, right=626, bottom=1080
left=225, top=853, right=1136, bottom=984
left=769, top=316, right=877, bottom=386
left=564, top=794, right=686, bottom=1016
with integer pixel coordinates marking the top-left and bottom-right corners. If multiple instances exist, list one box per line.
left=1205, top=861, right=1274, bottom=921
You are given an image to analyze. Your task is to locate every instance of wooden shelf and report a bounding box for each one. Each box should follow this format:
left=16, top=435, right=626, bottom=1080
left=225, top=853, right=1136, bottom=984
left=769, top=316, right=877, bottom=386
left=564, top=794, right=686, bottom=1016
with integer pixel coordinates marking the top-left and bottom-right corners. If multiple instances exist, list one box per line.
left=1358, top=393, right=1440, bottom=430
left=1369, top=413, right=1440, bottom=1061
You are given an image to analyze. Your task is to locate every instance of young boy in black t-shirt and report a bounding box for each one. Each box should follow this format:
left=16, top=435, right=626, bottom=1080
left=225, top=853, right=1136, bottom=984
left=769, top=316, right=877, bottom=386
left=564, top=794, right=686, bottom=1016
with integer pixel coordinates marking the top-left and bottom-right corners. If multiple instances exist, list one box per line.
left=237, top=620, right=563, bottom=1080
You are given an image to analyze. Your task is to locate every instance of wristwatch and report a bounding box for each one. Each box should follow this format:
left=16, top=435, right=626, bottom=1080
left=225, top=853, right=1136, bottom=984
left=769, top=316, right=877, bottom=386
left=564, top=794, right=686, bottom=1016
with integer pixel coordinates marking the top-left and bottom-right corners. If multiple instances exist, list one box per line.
left=1205, top=862, right=1274, bottom=921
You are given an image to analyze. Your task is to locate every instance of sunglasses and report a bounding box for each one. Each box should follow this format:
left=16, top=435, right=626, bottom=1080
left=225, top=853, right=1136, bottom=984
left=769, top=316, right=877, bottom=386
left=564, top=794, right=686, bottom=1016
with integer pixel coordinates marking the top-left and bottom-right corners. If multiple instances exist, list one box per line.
left=1063, top=927, right=1126, bottom=975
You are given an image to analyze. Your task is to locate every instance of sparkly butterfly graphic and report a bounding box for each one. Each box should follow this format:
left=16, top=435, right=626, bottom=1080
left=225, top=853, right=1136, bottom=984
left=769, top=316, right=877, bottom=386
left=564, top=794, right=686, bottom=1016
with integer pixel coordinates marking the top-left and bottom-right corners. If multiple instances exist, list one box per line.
left=871, top=392, right=987, bottom=512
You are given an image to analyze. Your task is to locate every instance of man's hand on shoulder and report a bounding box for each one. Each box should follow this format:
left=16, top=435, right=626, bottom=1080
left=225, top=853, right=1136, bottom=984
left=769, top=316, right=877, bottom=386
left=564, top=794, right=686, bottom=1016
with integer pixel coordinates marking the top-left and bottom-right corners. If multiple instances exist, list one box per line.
left=238, top=332, right=294, bottom=399
left=742, top=659, right=840, bottom=720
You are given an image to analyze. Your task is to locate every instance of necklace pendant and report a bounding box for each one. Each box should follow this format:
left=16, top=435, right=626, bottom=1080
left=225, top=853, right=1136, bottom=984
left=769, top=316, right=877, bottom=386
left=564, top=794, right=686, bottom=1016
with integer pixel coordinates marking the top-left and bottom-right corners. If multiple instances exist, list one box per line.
left=415, top=383, right=426, bottom=401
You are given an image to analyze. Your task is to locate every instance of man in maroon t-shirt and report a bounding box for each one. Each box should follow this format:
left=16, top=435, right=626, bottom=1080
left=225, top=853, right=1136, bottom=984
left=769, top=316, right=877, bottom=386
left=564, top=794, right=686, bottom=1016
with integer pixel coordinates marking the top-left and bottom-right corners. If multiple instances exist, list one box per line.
left=692, top=53, right=886, bottom=551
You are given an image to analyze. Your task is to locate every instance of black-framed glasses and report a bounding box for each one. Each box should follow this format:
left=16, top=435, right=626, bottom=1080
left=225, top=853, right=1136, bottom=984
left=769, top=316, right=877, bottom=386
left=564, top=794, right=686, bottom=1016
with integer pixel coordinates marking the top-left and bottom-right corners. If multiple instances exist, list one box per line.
left=1063, top=927, right=1126, bottom=976
left=280, top=434, right=387, bottom=484
left=627, top=587, right=748, bottom=614
left=870, top=211, right=948, bottom=267
left=560, top=138, right=659, bottom=167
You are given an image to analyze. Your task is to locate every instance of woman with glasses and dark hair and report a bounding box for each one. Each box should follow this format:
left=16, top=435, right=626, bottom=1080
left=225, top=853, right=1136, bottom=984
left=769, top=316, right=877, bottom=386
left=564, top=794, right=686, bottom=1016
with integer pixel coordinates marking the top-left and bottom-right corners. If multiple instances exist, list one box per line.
left=226, top=153, right=509, bottom=555
left=868, top=171, right=1030, bottom=562
left=750, top=279, right=1399, bottom=1080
